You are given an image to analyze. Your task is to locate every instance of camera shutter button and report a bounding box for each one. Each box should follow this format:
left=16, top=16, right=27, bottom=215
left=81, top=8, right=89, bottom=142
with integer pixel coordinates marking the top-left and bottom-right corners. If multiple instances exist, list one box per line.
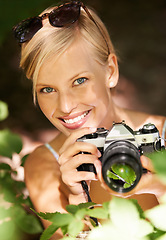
left=96, top=128, right=108, bottom=135
left=142, top=123, right=158, bottom=133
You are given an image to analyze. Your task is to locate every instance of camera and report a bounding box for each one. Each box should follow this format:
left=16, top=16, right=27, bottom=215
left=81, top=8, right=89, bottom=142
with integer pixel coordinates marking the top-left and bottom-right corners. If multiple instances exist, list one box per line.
left=77, top=121, right=163, bottom=193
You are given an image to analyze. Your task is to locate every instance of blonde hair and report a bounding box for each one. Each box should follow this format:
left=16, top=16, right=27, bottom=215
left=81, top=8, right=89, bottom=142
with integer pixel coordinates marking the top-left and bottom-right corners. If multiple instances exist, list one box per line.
left=20, top=5, right=116, bottom=98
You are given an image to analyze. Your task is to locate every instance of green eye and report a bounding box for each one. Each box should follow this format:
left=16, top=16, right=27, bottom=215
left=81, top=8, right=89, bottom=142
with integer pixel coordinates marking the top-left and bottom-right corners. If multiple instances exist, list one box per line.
left=73, top=77, right=87, bottom=86
left=42, top=87, right=55, bottom=93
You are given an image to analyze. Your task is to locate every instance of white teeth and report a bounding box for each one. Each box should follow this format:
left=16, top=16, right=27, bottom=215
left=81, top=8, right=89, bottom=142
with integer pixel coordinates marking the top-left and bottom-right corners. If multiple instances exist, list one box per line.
left=63, top=111, right=89, bottom=124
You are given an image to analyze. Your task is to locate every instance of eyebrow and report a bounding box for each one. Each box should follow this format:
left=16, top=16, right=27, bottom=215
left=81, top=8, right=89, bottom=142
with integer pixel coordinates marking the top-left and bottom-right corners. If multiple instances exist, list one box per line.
left=68, top=71, right=90, bottom=83
left=36, top=71, right=90, bottom=87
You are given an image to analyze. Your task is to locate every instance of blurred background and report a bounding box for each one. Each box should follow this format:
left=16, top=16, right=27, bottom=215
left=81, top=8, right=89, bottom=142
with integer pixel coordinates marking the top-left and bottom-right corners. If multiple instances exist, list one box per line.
left=0, top=0, right=166, bottom=140
left=0, top=1, right=166, bottom=239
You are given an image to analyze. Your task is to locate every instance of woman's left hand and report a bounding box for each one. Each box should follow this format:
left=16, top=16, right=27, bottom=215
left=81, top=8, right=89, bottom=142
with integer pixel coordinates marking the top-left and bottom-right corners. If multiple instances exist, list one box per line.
left=136, top=155, right=166, bottom=198
left=97, top=155, right=166, bottom=199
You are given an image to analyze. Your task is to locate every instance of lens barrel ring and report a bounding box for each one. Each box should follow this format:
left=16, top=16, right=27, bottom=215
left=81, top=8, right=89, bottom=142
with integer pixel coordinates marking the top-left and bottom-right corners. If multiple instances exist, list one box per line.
left=101, top=140, right=142, bottom=193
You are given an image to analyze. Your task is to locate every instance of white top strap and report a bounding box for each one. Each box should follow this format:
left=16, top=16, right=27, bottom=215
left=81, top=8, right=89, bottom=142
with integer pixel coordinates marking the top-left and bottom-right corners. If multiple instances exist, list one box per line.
left=45, top=143, right=59, bottom=161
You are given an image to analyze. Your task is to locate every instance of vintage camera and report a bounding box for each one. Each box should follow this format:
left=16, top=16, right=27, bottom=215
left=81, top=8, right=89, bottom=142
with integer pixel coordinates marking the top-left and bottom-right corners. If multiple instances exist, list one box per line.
left=77, top=121, right=163, bottom=193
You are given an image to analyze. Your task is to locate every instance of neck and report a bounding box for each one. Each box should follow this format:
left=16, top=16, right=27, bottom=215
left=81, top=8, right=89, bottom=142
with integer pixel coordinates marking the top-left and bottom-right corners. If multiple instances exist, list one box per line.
left=99, top=100, right=124, bottom=130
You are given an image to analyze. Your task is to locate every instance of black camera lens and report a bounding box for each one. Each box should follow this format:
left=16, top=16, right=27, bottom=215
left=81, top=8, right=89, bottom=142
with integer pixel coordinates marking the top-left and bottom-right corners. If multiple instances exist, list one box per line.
left=102, top=140, right=142, bottom=193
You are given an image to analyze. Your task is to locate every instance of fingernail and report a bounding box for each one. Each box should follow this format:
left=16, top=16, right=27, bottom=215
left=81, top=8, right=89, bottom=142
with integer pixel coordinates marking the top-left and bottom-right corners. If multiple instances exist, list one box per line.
left=89, top=127, right=97, bottom=132
left=97, top=149, right=101, bottom=157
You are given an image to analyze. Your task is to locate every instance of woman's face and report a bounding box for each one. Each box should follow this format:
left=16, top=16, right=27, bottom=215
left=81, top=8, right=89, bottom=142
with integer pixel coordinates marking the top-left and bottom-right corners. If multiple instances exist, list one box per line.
left=36, top=39, right=118, bottom=136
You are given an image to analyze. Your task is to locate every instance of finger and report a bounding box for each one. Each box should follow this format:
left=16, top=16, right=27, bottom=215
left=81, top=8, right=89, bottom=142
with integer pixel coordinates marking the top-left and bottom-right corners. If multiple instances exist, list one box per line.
left=75, top=171, right=98, bottom=184
left=59, top=127, right=97, bottom=155
left=60, top=153, right=99, bottom=173
left=140, top=155, right=155, bottom=173
left=94, top=159, right=102, bottom=177
left=59, top=141, right=101, bottom=165
left=63, top=170, right=97, bottom=187
left=61, top=162, right=98, bottom=188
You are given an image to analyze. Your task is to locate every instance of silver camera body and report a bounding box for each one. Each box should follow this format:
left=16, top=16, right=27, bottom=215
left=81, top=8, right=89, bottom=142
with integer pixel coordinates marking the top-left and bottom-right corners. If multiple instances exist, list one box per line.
left=77, top=121, right=162, bottom=193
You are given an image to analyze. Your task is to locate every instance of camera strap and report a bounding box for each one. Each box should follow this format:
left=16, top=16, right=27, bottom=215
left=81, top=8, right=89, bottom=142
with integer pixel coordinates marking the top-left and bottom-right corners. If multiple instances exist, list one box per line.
left=81, top=180, right=99, bottom=226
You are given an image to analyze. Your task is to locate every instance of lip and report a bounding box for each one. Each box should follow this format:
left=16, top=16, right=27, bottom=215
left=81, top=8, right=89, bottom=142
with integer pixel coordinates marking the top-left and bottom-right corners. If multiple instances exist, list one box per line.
left=59, top=110, right=91, bottom=130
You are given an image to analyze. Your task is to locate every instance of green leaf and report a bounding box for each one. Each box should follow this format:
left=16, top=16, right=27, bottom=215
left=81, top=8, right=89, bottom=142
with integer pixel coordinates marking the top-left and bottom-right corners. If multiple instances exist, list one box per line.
left=109, top=197, right=139, bottom=228
left=3, top=187, right=16, bottom=203
left=34, top=210, right=74, bottom=225
left=160, top=193, right=166, bottom=204
left=31, top=209, right=53, bottom=219
left=89, top=197, right=153, bottom=240
left=40, top=223, right=59, bottom=240
left=68, top=218, right=84, bottom=237
left=21, top=154, right=29, bottom=166
left=107, top=170, right=119, bottom=179
left=0, top=219, right=20, bottom=240
left=61, top=225, right=68, bottom=236
left=0, top=174, right=26, bottom=205
left=0, top=206, right=12, bottom=220
left=87, top=207, right=109, bottom=219
left=66, top=203, right=96, bottom=219
left=130, top=199, right=144, bottom=219
left=148, top=151, right=166, bottom=184
left=22, top=196, right=34, bottom=208
left=102, top=201, right=110, bottom=211
left=77, top=202, right=96, bottom=209
left=0, top=101, right=8, bottom=121
left=107, top=170, right=119, bottom=180
left=0, top=163, right=12, bottom=171
left=107, top=163, right=136, bottom=188
left=0, top=129, right=22, bottom=158
left=20, top=214, right=43, bottom=234
left=148, top=229, right=165, bottom=240
left=14, top=181, right=26, bottom=192
left=156, top=233, right=166, bottom=240
left=50, top=212, right=74, bottom=225
left=109, top=197, right=153, bottom=238
left=12, top=205, right=43, bottom=234
left=145, top=204, right=166, bottom=231
left=75, top=208, right=89, bottom=220
left=66, top=204, right=79, bottom=215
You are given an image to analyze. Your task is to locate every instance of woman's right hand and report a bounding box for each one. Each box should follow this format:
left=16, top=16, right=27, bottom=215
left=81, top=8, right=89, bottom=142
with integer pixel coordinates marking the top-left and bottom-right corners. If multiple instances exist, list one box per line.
left=58, top=127, right=101, bottom=204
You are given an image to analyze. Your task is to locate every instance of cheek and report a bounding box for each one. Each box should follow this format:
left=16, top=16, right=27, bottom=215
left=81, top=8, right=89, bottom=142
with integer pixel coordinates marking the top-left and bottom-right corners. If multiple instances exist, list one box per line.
left=84, top=82, right=110, bottom=107
left=37, top=96, right=56, bottom=119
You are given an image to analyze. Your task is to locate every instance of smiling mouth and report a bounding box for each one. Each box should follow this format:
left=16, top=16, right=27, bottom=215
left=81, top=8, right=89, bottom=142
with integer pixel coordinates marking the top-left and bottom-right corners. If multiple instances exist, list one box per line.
left=60, top=110, right=90, bottom=124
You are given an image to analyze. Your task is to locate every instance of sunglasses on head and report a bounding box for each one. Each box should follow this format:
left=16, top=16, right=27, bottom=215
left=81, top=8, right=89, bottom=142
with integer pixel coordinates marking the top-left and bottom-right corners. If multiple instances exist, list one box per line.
left=13, top=1, right=110, bottom=54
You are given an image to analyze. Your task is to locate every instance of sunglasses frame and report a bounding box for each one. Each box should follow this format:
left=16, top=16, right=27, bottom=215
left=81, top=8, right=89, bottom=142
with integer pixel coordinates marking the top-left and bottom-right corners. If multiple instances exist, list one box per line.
left=13, top=1, right=110, bottom=55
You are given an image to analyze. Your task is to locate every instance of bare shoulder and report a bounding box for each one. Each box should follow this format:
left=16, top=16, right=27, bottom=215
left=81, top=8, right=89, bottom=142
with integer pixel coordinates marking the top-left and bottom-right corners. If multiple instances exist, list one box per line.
left=121, top=107, right=166, bottom=134
left=24, top=132, right=69, bottom=215
left=24, top=143, right=59, bottom=178
left=24, top=132, right=66, bottom=175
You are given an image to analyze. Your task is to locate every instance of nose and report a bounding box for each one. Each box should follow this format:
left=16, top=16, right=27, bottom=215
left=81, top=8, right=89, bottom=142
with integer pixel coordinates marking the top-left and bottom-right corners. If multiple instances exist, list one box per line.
left=58, top=91, right=78, bottom=114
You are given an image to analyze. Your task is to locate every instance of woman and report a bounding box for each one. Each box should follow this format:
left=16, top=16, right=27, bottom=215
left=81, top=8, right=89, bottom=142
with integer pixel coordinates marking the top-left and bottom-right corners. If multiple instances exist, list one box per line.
left=13, top=1, right=166, bottom=239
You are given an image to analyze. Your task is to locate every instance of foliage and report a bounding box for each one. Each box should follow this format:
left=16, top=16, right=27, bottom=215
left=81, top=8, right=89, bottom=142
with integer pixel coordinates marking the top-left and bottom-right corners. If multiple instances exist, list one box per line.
left=0, top=100, right=43, bottom=239
left=148, top=151, right=166, bottom=184
left=35, top=190, right=166, bottom=240
left=35, top=150, right=166, bottom=240
left=0, top=101, right=8, bottom=121
left=107, top=163, right=136, bottom=188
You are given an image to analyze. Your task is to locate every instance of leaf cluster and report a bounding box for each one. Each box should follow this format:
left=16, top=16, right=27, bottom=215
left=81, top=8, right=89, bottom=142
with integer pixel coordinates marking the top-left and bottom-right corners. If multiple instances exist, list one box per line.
left=0, top=101, right=43, bottom=239
left=35, top=149, right=166, bottom=240
left=35, top=195, right=166, bottom=240
left=107, top=163, right=136, bottom=189
left=33, top=202, right=109, bottom=240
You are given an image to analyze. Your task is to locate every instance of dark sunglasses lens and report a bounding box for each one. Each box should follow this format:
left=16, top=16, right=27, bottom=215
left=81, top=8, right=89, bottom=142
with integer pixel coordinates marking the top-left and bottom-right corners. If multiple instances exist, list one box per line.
left=13, top=17, right=42, bottom=43
left=49, top=3, right=80, bottom=27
